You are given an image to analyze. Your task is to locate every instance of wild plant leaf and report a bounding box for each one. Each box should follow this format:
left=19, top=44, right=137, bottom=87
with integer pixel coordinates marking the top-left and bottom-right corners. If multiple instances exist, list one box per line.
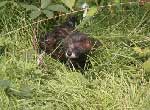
left=61, top=0, right=75, bottom=10
left=42, top=10, right=54, bottom=18
left=46, top=4, right=68, bottom=12
left=142, top=48, right=150, bottom=57
left=0, top=37, right=5, bottom=46
left=6, top=88, right=32, bottom=98
left=41, top=0, right=51, bottom=9
left=0, top=1, right=8, bottom=7
left=21, top=4, right=39, bottom=11
left=19, top=86, right=32, bottom=97
left=143, top=2, right=150, bottom=10
left=143, top=59, right=150, bottom=73
left=114, top=0, right=120, bottom=9
left=75, top=0, right=84, bottom=8
left=0, top=80, right=11, bottom=89
left=87, top=6, right=97, bottom=17
left=133, top=47, right=150, bottom=58
left=114, top=0, right=120, bottom=4
left=29, top=10, right=41, bottom=19
left=133, top=47, right=143, bottom=54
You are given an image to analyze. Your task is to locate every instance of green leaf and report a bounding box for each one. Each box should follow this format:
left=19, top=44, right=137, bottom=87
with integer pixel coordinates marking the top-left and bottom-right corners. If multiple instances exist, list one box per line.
left=142, top=48, right=150, bottom=57
left=21, top=4, right=39, bottom=11
left=75, top=0, right=84, bottom=8
left=29, top=10, right=41, bottom=19
left=42, top=10, right=54, bottom=18
left=143, top=59, right=150, bottom=73
left=62, top=0, right=75, bottom=10
left=19, top=85, right=32, bottom=97
left=0, top=80, right=11, bottom=89
left=6, top=87, right=32, bottom=98
left=133, top=47, right=143, bottom=54
left=46, top=4, right=68, bottom=12
left=41, top=0, right=51, bottom=9
left=143, top=3, right=150, bottom=10
left=87, top=6, right=97, bottom=17
left=0, top=1, right=8, bottom=7
left=114, top=0, right=120, bottom=4
left=133, top=47, right=150, bottom=58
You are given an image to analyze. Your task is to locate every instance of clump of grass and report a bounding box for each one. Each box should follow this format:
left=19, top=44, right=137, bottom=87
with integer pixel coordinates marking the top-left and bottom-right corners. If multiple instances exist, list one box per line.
left=0, top=3, right=150, bottom=110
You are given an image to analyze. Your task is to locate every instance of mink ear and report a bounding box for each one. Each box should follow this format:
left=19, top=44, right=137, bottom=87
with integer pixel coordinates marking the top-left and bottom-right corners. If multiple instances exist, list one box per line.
left=82, top=40, right=92, bottom=50
left=89, top=38, right=102, bottom=50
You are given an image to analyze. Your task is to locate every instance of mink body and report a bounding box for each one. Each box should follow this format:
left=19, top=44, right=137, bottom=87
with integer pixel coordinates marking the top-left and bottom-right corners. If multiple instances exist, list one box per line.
left=38, top=16, right=101, bottom=70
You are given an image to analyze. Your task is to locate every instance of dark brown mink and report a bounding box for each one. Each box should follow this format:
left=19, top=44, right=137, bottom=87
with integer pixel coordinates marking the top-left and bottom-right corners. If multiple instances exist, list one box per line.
left=38, top=16, right=101, bottom=70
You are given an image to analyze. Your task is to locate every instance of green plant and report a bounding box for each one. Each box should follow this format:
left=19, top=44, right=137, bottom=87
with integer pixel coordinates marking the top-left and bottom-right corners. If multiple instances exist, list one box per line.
left=19, top=0, right=78, bottom=19
left=20, top=0, right=69, bottom=19
left=0, top=1, right=150, bottom=109
left=134, top=47, right=150, bottom=73
left=0, top=1, right=17, bottom=8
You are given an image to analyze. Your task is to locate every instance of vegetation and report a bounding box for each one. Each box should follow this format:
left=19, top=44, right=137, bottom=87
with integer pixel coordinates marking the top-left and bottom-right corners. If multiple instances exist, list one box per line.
left=0, top=0, right=150, bottom=110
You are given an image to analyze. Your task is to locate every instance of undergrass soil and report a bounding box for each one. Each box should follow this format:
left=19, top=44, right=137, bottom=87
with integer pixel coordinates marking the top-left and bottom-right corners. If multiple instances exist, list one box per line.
left=0, top=4, right=150, bottom=110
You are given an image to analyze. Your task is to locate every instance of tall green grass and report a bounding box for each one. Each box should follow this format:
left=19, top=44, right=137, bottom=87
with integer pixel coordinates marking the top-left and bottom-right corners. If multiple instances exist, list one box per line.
left=0, top=3, right=150, bottom=110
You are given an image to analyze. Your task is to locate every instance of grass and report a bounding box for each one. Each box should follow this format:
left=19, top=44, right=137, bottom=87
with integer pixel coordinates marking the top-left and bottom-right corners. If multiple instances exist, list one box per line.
left=0, top=3, right=150, bottom=110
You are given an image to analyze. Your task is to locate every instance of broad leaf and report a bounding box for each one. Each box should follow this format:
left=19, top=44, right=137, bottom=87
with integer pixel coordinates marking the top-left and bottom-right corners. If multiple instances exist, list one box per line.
left=143, top=3, right=150, bottom=10
left=29, top=10, right=41, bottom=19
left=46, top=4, right=68, bottom=12
left=19, top=85, right=32, bottom=97
left=133, top=47, right=143, bottom=54
left=41, top=0, right=51, bottom=9
left=75, top=0, right=84, bottom=8
left=0, top=1, right=8, bottom=7
left=21, top=4, right=39, bottom=11
left=114, top=0, right=120, bottom=9
left=133, top=47, right=150, bottom=58
left=114, top=0, right=120, bottom=3
left=62, top=0, right=75, bottom=10
left=143, top=59, right=150, bottom=73
left=6, top=87, right=32, bottom=98
left=87, top=6, right=97, bottom=17
left=0, top=80, right=11, bottom=89
left=142, top=48, right=150, bottom=57
left=42, top=10, right=54, bottom=18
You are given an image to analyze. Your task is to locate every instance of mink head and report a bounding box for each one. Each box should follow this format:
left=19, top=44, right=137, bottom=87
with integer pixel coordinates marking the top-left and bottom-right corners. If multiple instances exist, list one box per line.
left=64, top=32, right=101, bottom=59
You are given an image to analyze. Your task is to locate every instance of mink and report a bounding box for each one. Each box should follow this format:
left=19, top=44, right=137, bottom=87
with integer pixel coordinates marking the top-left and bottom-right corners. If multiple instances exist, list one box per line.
left=38, top=16, right=101, bottom=70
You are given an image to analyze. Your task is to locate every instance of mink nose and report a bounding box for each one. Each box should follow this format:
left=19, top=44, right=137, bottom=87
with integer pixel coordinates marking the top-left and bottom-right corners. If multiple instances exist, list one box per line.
left=66, top=51, right=72, bottom=56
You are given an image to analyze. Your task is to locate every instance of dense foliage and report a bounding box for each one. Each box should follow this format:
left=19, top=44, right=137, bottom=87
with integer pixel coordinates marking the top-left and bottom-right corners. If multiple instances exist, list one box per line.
left=0, top=0, right=150, bottom=110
